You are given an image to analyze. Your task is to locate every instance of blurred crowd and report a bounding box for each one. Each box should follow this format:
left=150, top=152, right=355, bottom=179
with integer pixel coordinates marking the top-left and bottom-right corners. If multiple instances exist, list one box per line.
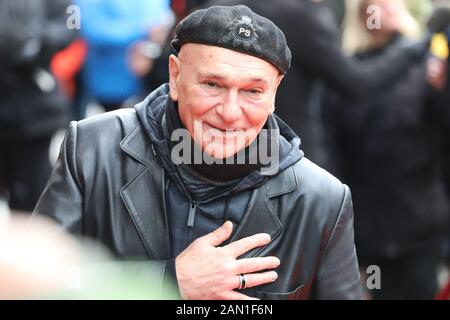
left=0, top=0, right=450, bottom=299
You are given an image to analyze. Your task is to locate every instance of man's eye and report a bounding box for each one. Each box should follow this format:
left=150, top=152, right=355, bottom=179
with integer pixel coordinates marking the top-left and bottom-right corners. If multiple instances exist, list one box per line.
left=248, top=89, right=262, bottom=95
left=205, top=82, right=218, bottom=88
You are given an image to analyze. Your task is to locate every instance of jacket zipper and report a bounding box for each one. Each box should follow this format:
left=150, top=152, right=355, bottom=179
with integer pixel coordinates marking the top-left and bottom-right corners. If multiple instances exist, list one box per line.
left=187, top=201, right=197, bottom=227
left=186, top=201, right=198, bottom=248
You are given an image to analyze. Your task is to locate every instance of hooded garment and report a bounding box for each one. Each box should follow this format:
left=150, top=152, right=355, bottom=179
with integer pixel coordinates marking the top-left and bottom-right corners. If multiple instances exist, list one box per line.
left=136, top=84, right=303, bottom=256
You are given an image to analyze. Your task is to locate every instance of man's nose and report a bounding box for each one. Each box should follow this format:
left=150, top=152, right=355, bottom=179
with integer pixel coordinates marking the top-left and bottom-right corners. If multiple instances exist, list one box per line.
left=216, top=90, right=243, bottom=123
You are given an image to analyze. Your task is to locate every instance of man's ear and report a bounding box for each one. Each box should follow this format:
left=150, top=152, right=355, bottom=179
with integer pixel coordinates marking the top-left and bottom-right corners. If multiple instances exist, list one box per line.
left=271, top=74, right=285, bottom=113
left=276, top=74, right=285, bottom=88
left=169, top=54, right=181, bottom=101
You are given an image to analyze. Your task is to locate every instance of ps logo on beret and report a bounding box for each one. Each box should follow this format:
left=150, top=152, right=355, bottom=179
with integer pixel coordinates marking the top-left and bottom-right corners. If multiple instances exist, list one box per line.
left=219, top=15, right=260, bottom=51
left=238, top=27, right=252, bottom=38
left=236, top=16, right=254, bottom=39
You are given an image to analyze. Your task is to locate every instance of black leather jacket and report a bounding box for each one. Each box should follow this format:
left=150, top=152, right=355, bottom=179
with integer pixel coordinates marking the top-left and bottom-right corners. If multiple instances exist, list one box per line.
left=0, top=0, right=75, bottom=140
left=34, top=108, right=362, bottom=300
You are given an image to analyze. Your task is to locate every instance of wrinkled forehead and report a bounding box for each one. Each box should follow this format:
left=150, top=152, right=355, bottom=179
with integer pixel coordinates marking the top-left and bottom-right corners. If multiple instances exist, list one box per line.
left=178, top=43, right=281, bottom=81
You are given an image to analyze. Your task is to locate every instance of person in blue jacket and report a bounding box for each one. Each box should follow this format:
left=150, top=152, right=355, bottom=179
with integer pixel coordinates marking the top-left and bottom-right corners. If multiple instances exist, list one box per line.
left=76, top=0, right=172, bottom=113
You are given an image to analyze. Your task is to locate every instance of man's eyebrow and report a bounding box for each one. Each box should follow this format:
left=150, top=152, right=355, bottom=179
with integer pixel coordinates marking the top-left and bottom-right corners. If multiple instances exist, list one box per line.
left=246, top=77, right=269, bottom=85
left=199, top=72, right=269, bottom=85
left=199, top=73, right=226, bottom=80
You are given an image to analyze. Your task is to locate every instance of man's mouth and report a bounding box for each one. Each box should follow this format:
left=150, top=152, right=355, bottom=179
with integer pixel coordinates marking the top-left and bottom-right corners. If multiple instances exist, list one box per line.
left=203, top=122, right=244, bottom=137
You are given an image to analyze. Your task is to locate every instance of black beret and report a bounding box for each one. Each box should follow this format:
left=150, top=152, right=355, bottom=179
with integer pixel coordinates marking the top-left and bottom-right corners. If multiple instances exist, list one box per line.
left=171, top=5, right=291, bottom=74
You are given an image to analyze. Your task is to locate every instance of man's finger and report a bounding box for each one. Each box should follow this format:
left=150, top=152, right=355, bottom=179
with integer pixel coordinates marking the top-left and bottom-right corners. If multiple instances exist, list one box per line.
left=234, top=271, right=278, bottom=290
left=235, top=257, right=280, bottom=274
left=202, top=221, right=233, bottom=247
left=225, top=233, right=271, bottom=257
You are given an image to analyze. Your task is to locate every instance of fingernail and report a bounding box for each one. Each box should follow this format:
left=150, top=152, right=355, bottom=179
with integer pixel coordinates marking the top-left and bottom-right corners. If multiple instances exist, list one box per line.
left=273, top=257, right=280, bottom=267
left=264, top=234, right=271, bottom=242
left=272, top=272, right=278, bottom=281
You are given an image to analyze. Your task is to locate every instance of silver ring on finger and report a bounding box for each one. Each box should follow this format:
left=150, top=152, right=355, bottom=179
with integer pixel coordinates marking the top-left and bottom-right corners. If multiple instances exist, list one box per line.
left=238, top=274, right=247, bottom=290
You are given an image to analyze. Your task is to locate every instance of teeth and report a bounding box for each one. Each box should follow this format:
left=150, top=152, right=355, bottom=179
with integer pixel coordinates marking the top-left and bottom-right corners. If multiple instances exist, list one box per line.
left=206, top=123, right=242, bottom=132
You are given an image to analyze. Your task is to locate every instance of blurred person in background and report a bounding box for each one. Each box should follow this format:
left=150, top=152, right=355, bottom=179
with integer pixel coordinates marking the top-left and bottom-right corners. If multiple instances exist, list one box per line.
left=0, top=0, right=75, bottom=213
left=144, top=0, right=211, bottom=91
left=0, top=214, right=178, bottom=299
left=0, top=214, right=82, bottom=299
left=75, top=0, right=174, bottom=117
left=51, top=38, right=88, bottom=121
left=324, top=0, right=346, bottom=27
left=323, top=0, right=450, bottom=300
left=203, top=0, right=447, bottom=165
left=432, top=24, right=450, bottom=273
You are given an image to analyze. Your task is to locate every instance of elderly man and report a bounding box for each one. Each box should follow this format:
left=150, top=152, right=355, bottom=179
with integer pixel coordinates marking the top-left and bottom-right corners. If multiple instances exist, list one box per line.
left=34, top=5, right=361, bottom=300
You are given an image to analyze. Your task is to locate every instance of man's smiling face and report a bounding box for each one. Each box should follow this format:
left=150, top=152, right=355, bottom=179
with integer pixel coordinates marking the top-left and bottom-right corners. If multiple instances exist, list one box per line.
left=168, top=43, right=283, bottom=159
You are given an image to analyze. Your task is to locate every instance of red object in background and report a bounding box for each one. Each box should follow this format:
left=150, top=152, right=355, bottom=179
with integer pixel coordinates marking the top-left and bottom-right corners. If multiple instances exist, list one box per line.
left=436, top=280, right=450, bottom=300
left=50, top=39, right=87, bottom=98
left=172, top=0, right=187, bottom=18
